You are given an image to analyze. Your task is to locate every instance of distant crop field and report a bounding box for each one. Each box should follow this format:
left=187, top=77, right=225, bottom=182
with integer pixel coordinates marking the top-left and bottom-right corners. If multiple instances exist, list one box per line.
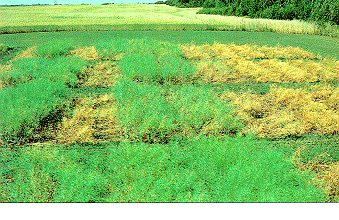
left=1, top=4, right=335, bottom=35
left=0, top=4, right=338, bottom=203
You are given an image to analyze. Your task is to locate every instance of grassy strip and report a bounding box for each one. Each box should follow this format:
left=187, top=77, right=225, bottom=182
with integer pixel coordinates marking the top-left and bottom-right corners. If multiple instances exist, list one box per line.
left=0, top=137, right=327, bottom=202
left=1, top=31, right=338, bottom=59
left=119, top=41, right=196, bottom=85
left=1, top=23, right=337, bottom=37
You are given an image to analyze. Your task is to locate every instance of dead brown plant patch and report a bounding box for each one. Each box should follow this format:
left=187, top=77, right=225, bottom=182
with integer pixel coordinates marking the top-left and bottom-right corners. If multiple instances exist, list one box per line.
left=81, top=61, right=120, bottom=87
left=182, top=43, right=338, bottom=83
left=70, top=46, right=99, bottom=61
left=223, top=85, right=339, bottom=138
left=321, top=162, right=339, bottom=201
left=13, top=46, right=37, bottom=60
left=292, top=147, right=339, bottom=202
left=0, top=64, right=11, bottom=73
left=57, top=94, right=120, bottom=144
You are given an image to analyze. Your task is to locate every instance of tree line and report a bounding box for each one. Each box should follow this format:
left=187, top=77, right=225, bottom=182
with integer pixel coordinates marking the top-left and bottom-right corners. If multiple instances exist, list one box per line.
left=164, top=0, right=339, bottom=25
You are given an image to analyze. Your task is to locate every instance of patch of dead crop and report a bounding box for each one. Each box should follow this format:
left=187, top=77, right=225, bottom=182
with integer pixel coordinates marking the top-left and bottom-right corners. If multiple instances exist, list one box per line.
left=222, top=85, right=339, bottom=138
left=57, top=94, right=120, bottom=144
left=293, top=147, right=339, bottom=202
left=13, top=46, right=37, bottom=60
left=71, top=46, right=99, bottom=60
left=81, top=61, right=120, bottom=87
left=321, top=162, right=339, bottom=201
left=0, top=64, right=11, bottom=73
left=183, top=43, right=338, bottom=83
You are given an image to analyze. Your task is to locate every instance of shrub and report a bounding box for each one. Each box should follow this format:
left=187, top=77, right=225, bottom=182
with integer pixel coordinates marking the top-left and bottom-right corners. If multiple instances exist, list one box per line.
left=0, top=44, right=20, bottom=64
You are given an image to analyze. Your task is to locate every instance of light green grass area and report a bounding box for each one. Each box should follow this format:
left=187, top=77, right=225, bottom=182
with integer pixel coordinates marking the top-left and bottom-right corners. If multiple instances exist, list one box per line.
left=1, top=4, right=337, bottom=36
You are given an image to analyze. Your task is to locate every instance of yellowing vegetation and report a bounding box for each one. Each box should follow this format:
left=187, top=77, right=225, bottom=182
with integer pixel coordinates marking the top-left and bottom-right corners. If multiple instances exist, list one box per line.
left=0, top=64, right=11, bottom=89
left=183, top=43, right=338, bottom=83
left=223, top=85, right=339, bottom=138
left=57, top=94, right=120, bottom=144
left=0, top=64, right=11, bottom=73
left=82, top=61, right=120, bottom=87
left=291, top=146, right=339, bottom=201
left=13, top=46, right=37, bottom=60
left=322, top=162, right=339, bottom=200
left=183, top=43, right=318, bottom=60
left=71, top=46, right=99, bottom=60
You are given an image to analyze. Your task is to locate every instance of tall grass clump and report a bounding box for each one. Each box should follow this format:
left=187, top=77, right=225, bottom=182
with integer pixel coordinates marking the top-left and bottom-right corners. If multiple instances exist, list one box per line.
left=0, top=79, right=69, bottom=145
left=95, top=39, right=129, bottom=60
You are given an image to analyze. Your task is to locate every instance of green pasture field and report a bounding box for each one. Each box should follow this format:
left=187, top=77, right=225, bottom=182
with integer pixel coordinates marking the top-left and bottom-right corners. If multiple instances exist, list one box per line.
left=0, top=4, right=338, bottom=203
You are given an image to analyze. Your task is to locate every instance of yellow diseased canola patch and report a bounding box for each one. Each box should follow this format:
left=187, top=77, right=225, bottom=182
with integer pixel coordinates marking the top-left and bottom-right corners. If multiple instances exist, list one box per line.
left=183, top=43, right=339, bottom=83
left=183, top=43, right=318, bottom=60
left=0, top=64, right=11, bottom=90
left=70, top=46, right=99, bottom=61
left=57, top=94, right=120, bottom=144
left=82, top=61, right=120, bottom=87
left=222, top=85, right=339, bottom=138
left=322, top=162, right=339, bottom=201
left=291, top=146, right=339, bottom=201
left=13, top=46, right=37, bottom=60
left=0, top=64, right=11, bottom=73
left=1, top=46, right=37, bottom=89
